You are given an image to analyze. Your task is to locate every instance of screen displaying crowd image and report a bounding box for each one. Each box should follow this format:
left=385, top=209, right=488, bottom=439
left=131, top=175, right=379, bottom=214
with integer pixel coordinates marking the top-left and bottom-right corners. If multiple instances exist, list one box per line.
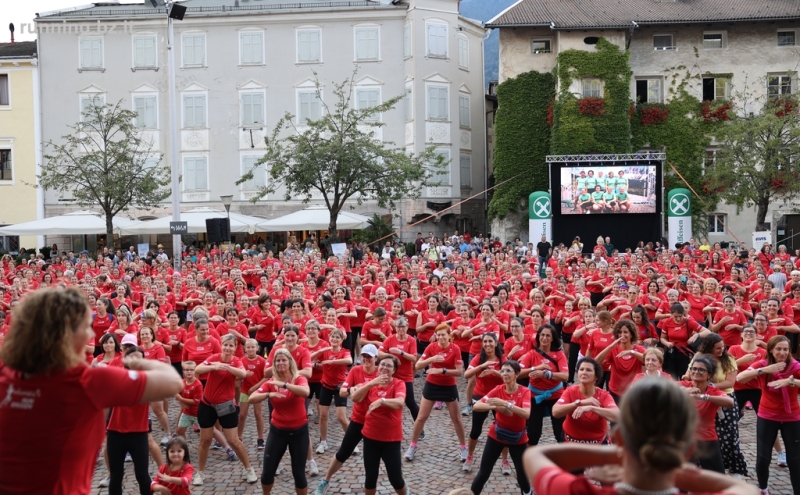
left=560, top=166, right=657, bottom=215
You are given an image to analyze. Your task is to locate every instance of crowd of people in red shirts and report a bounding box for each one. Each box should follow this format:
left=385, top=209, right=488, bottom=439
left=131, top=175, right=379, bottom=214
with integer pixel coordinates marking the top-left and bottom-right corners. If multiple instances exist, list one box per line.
left=1, top=233, right=800, bottom=495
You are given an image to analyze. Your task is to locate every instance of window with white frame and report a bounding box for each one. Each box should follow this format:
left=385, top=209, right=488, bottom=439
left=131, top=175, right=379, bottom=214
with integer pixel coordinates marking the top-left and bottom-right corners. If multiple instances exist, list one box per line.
left=182, top=34, right=205, bottom=67
left=80, top=38, right=103, bottom=69
left=702, top=77, right=729, bottom=101
left=703, top=31, right=726, bottom=49
left=427, top=85, right=448, bottom=121
left=778, top=30, right=797, bottom=47
left=240, top=31, right=264, bottom=65
left=241, top=92, right=265, bottom=126
left=134, top=95, right=157, bottom=129
left=355, top=26, right=379, bottom=61
left=404, top=84, right=413, bottom=122
left=80, top=93, right=105, bottom=121
left=183, top=157, right=207, bottom=191
left=240, top=155, right=266, bottom=190
left=458, top=94, right=470, bottom=128
left=708, top=214, right=726, bottom=233
left=133, top=35, right=156, bottom=68
left=0, top=149, right=11, bottom=181
left=426, top=22, right=448, bottom=58
left=459, top=154, right=471, bottom=187
left=182, top=94, right=206, bottom=128
left=653, top=34, right=674, bottom=50
left=0, top=75, right=8, bottom=106
left=458, top=35, right=469, bottom=69
left=356, top=87, right=380, bottom=122
left=404, top=23, right=412, bottom=58
left=297, top=29, right=321, bottom=63
left=702, top=149, right=716, bottom=174
left=635, top=78, right=662, bottom=103
left=143, top=156, right=159, bottom=170
left=428, top=149, right=451, bottom=185
left=531, top=39, right=551, bottom=54
left=297, top=89, right=322, bottom=124
left=582, top=78, right=603, bottom=98
left=768, top=74, right=793, bottom=98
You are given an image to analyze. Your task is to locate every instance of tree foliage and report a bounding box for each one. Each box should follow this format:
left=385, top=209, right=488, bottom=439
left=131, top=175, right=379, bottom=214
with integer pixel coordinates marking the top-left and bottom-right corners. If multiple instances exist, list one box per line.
left=39, top=101, right=170, bottom=245
left=352, top=214, right=394, bottom=245
left=703, top=95, right=800, bottom=231
left=242, top=71, right=445, bottom=240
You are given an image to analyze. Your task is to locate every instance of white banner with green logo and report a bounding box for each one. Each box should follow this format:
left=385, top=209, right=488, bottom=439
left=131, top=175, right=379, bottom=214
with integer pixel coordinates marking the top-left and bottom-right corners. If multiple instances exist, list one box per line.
left=529, top=191, right=552, bottom=244
left=667, top=188, right=692, bottom=248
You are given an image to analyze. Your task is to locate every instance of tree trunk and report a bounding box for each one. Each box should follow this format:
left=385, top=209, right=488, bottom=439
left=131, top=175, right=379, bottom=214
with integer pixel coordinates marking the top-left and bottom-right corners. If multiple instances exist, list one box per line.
left=755, top=197, right=770, bottom=232
left=105, top=212, right=116, bottom=250
left=328, top=207, right=339, bottom=243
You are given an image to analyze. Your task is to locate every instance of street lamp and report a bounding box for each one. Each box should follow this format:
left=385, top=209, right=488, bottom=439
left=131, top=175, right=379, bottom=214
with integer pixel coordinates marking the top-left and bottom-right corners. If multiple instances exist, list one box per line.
left=220, top=195, right=233, bottom=250
left=166, top=0, right=185, bottom=273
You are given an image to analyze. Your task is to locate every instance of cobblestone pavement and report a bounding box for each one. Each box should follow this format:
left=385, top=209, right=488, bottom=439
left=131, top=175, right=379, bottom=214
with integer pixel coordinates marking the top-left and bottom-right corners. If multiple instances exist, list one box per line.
left=91, top=376, right=795, bottom=494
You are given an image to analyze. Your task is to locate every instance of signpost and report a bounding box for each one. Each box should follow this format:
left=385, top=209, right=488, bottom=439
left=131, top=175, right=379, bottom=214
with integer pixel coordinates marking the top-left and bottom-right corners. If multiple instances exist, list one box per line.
left=528, top=191, right=553, bottom=245
left=667, top=188, right=692, bottom=247
left=170, top=221, right=188, bottom=235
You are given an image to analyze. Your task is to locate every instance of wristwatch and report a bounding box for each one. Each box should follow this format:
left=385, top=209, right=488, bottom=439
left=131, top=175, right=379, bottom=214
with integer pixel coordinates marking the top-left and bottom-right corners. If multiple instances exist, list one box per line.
left=757, top=369, right=763, bottom=375
left=574, top=399, right=581, bottom=406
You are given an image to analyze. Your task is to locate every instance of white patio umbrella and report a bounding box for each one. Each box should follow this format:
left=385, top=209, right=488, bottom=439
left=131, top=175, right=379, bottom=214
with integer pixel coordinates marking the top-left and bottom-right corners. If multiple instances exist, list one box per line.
left=120, top=207, right=261, bottom=235
left=0, top=210, right=137, bottom=236
left=256, top=205, right=370, bottom=232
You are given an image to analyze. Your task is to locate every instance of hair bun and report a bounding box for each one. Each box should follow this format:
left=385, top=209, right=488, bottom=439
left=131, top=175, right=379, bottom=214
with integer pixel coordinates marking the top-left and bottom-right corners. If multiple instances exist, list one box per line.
left=639, top=439, right=684, bottom=472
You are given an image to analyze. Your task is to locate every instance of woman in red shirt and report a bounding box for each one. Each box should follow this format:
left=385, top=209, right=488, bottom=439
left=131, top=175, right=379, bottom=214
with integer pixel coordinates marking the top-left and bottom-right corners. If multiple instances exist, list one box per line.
left=181, top=317, right=221, bottom=381
left=378, top=316, right=420, bottom=426
left=679, top=356, right=733, bottom=473
left=351, top=355, right=408, bottom=495
left=658, top=303, right=704, bottom=379
left=249, top=294, right=276, bottom=356
left=405, top=324, right=466, bottom=462
left=469, top=360, right=532, bottom=495
left=525, top=378, right=757, bottom=495
left=553, top=357, right=618, bottom=444
left=90, top=333, right=123, bottom=368
left=91, top=297, right=116, bottom=356
left=312, top=328, right=352, bottom=455
left=711, top=295, right=747, bottom=348
left=194, top=334, right=257, bottom=486
left=593, top=319, right=645, bottom=403
left=521, top=323, right=569, bottom=446
left=249, top=348, right=311, bottom=495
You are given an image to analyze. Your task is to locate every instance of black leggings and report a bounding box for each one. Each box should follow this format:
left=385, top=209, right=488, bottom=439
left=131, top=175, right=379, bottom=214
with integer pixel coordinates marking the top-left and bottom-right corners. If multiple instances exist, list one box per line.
left=734, top=389, right=762, bottom=417
left=107, top=430, right=151, bottom=495
left=405, top=381, right=420, bottom=422
left=527, top=399, right=564, bottom=446
left=568, top=342, right=580, bottom=383
left=261, top=423, right=309, bottom=488
left=756, top=417, right=800, bottom=492
left=692, top=439, right=725, bottom=473
left=335, top=421, right=364, bottom=463
left=470, top=437, right=530, bottom=495
left=257, top=340, right=275, bottom=358
left=470, top=396, right=491, bottom=440
left=363, top=437, right=405, bottom=491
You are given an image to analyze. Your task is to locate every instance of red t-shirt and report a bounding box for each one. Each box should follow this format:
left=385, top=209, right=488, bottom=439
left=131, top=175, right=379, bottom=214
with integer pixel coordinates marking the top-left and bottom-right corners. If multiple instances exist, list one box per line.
left=748, top=359, right=800, bottom=422
left=533, top=466, right=733, bottom=495
left=361, top=320, right=393, bottom=344
left=521, top=349, right=568, bottom=400
left=587, top=331, right=615, bottom=371
left=179, top=379, right=203, bottom=417
left=467, top=318, right=502, bottom=354
left=241, top=355, right=267, bottom=393
left=142, top=344, right=166, bottom=362
left=107, top=399, right=150, bottom=433
left=606, top=344, right=646, bottom=396
left=379, top=335, right=417, bottom=383
left=658, top=317, right=702, bottom=347
left=251, top=310, right=276, bottom=342
left=559, top=385, right=617, bottom=442
left=333, top=300, right=355, bottom=333
left=0, top=365, right=146, bottom=495
left=320, top=348, right=351, bottom=389
left=302, top=339, right=329, bottom=383
left=421, top=342, right=463, bottom=386
left=91, top=313, right=114, bottom=341
left=151, top=463, right=194, bottom=495
left=468, top=355, right=505, bottom=397
left=165, top=327, right=186, bottom=364
left=182, top=338, right=222, bottom=374
left=712, top=309, right=748, bottom=348
left=729, top=345, right=766, bottom=392
left=403, top=298, right=427, bottom=331
left=360, top=377, right=406, bottom=443
left=503, top=335, right=534, bottom=362
left=679, top=381, right=727, bottom=440
left=266, top=345, right=312, bottom=373
left=482, top=384, right=531, bottom=445
left=342, top=365, right=379, bottom=424
left=417, top=310, right=445, bottom=343
left=258, top=375, right=309, bottom=429
left=200, top=354, right=243, bottom=405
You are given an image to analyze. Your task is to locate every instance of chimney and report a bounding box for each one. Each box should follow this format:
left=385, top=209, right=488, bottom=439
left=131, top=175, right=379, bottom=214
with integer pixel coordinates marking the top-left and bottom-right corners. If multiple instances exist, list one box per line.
left=9, top=23, right=14, bottom=43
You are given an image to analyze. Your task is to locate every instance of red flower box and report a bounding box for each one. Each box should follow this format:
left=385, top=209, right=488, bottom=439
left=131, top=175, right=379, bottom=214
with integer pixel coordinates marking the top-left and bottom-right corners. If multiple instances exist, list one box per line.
left=578, top=97, right=605, bottom=116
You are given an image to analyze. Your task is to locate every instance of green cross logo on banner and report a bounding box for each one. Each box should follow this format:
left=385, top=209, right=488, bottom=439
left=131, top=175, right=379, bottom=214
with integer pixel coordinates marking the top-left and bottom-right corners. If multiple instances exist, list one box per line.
left=532, top=197, right=551, bottom=219
left=669, top=193, right=690, bottom=216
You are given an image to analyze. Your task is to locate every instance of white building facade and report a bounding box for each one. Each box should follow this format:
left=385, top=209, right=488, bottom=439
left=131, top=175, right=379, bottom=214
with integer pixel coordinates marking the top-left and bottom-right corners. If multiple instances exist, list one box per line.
left=34, top=0, right=486, bottom=247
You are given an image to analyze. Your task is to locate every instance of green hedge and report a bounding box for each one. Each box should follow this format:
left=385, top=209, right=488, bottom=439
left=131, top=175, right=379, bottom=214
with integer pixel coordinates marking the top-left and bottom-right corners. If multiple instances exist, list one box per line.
left=488, top=70, right=555, bottom=220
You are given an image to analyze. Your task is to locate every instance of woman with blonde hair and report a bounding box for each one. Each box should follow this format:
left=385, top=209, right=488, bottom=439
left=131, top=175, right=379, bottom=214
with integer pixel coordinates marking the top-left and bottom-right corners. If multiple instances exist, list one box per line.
left=0, top=288, right=182, bottom=494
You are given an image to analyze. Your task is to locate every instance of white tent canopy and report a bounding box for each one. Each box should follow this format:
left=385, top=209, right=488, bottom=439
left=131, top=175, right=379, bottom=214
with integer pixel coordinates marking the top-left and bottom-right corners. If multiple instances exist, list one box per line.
left=256, top=206, right=370, bottom=232
left=0, top=210, right=137, bottom=236
left=120, top=207, right=263, bottom=235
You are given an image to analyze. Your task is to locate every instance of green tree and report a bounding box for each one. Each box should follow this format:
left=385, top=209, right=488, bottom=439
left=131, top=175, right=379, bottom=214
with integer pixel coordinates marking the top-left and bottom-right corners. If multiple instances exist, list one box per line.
left=703, top=96, right=800, bottom=231
left=38, top=101, right=170, bottom=245
left=241, top=72, right=445, bottom=240
left=352, top=214, right=395, bottom=245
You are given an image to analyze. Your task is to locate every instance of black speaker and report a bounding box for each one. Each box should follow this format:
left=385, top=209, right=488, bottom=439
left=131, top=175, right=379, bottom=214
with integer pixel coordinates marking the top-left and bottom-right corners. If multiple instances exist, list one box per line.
left=219, top=218, right=231, bottom=242
left=169, top=3, right=187, bottom=20
left=206, top=218, right=222, bottom=243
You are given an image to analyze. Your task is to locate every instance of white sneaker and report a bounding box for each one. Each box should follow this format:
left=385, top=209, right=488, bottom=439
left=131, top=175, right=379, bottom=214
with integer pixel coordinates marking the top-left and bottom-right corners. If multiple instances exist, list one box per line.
left=308, top=459, right=319, bottom=476
left=462, top=456, right=474, bottom=472
left=501, top=458, right=512, bottom=475
left=405, top=444, right=417, bottom=461
left=778, top=451, right=788, bottom=467
left=245, top=467, right=258, bottom=484
left=276, top=463, right=285, bottom=475
left=192, top=471, right=205, bottom=486
left=124, top=453, right=132, bottom=462
left=460, top=445, right=469, bottom=462
left=160, top=435, right=170, bottom=447
left=353, top=446, right=360, bottom=455
left=315, top=440, right=328, bottom=454
left=99, top=475, right=110, bottom=487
